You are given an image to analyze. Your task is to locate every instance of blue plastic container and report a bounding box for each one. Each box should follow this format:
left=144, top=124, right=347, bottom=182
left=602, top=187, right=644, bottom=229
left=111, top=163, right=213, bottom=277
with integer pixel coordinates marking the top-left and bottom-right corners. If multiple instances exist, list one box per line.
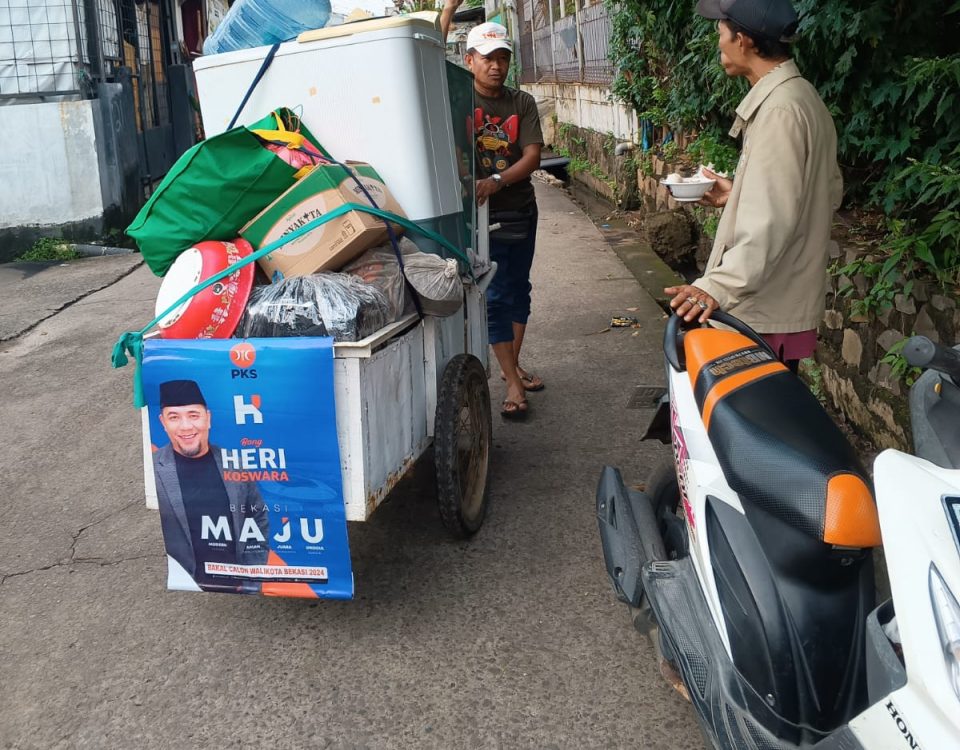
left=203, top=0, right=332, bottom=55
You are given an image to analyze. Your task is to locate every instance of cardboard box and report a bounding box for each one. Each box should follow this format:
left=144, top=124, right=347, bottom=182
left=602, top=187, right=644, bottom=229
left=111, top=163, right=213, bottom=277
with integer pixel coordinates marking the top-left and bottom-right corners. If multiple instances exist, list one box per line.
left=241, top=161, right=405, bottom=280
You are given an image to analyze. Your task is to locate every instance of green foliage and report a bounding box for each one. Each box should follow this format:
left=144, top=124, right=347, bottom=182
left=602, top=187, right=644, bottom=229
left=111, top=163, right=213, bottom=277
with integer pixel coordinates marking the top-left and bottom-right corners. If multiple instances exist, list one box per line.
left=799, top=357, right=827, bottom=404
left=608, top=0, right=960, bottom=299
left=883, top=147, right=960, bottom=286
left=685, top=131, right=739, bottom=175
left=834, top=242, right=917, bottom=317
left=16, top=238, right=80, bottom=262
left=609, top=1, right=959, bottom=195
left=691, top=205, right=720, bottom=240
left=880, top=337, right=923, bottom=386
left=556, top=146, right=615, bottom=188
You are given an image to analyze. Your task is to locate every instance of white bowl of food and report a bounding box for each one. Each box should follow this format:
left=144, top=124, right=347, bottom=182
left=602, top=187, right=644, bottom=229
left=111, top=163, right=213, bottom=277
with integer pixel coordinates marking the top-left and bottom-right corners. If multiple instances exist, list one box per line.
left=660, top=171, right=716, bottom=202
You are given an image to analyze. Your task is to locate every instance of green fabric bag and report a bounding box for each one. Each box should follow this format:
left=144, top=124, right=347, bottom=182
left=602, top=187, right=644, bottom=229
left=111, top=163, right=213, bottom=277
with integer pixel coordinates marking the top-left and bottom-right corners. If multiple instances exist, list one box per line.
left=127, top=109, right=326, bottom=276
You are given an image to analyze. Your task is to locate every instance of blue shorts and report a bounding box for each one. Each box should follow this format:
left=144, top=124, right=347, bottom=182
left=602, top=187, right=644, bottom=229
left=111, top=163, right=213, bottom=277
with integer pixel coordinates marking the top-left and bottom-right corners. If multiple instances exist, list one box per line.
left=487, top=207, right=538, bottom=345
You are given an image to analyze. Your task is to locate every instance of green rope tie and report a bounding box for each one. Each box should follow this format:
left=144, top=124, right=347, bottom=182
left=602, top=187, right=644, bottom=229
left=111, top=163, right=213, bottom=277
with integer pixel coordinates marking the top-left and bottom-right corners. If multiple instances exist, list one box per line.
left=113, top=204, right=473, bottom=408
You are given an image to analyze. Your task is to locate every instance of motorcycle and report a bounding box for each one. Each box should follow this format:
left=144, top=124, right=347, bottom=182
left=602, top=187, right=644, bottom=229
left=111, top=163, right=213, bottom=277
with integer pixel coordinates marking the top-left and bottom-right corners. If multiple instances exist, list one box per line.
left=596, top=310, right=960, bottom=749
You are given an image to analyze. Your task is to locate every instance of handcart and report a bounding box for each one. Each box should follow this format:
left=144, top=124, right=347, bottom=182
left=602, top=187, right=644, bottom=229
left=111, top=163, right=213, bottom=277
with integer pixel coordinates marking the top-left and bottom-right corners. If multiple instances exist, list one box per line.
left=141, top=14, right=497, bottom=537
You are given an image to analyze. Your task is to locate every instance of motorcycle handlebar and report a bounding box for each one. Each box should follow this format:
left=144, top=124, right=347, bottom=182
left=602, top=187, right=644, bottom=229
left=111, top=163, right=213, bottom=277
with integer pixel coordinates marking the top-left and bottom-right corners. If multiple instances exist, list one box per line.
left=663, top=309, right=777, bottom=372
left=903, top=336, right=960, bottom=383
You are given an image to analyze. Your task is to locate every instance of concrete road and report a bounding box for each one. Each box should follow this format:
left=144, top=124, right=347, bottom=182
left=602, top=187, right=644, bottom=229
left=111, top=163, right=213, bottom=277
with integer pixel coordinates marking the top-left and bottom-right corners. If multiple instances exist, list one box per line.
left=0, top=183, right=703, bottom=749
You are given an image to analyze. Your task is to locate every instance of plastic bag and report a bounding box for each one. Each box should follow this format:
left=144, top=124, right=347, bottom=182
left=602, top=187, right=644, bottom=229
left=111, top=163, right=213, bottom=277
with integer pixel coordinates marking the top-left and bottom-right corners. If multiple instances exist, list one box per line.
left=401, top=239, right=463, bottom=317
left=342, top=245, right=413, bottom=322
left=236, top=273, right=390, bottom=342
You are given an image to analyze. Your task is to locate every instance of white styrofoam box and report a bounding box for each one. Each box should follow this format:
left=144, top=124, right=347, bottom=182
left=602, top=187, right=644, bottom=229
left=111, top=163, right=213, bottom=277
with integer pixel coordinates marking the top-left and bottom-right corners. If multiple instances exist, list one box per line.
left=193, top=15, right=461, bottom=226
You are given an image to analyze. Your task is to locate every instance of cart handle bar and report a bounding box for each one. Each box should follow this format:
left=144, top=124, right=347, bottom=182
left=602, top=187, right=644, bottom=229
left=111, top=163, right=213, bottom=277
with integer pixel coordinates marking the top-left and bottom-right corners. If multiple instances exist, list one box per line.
left=112, top=203, right=473, bottom=408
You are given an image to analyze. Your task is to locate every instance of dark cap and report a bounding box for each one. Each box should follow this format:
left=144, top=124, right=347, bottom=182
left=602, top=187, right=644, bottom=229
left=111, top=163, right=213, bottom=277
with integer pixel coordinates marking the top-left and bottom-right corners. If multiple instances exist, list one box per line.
left=160, top=379, right=207, bottom=408
left=696, top=0, right=799, bottom=41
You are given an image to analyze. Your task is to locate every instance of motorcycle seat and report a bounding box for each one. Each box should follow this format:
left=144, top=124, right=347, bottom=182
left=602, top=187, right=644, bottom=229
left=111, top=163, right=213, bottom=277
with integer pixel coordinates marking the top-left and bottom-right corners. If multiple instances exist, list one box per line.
left=683, top=328, right=881, bottom=548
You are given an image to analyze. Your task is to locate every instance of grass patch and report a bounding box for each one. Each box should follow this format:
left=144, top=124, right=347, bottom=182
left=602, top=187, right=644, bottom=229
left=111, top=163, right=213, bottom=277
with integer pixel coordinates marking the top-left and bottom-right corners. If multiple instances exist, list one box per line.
left=16, top=238, right=81, bottom=262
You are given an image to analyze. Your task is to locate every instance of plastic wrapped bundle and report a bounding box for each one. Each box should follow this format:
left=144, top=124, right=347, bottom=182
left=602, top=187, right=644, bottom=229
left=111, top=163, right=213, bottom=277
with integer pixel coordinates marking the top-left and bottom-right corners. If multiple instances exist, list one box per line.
left=236, top=273, right=390, bottom=342
left=401, top=240, right=463, bottom=317
left=342, top=245, right=413, bottom=322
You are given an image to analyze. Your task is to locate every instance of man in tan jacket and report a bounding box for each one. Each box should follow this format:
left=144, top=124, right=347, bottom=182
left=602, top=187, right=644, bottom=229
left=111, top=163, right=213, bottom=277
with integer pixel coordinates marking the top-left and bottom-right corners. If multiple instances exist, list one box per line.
left=666, top=0, right=843, bottom=372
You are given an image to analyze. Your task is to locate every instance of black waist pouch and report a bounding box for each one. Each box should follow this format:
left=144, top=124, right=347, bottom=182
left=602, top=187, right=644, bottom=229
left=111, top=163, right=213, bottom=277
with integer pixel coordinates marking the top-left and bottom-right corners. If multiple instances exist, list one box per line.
left=490, top=206, right=536, bottom=244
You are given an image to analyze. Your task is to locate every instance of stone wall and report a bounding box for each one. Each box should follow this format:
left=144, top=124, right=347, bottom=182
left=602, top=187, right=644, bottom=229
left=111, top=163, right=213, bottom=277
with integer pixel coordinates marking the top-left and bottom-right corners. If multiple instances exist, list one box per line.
left=553, top=122, right=640, bottom=209
left=820, top=267, right=959, bottom=451
left=635, top=154, right=687, bottom=213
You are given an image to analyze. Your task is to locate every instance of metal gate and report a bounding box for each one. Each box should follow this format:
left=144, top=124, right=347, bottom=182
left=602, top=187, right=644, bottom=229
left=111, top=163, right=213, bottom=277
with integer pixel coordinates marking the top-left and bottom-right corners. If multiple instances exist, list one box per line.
left=0, top=0, right=190, bottom=186
left=518, top=0, right=613, bottom=85
left=95, top=0, right=181, bottom=184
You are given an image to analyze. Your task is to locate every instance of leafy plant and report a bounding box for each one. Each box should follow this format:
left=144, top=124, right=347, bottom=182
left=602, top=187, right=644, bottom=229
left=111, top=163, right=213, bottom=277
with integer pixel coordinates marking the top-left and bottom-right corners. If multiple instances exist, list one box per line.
left=607, top=0, right=959, bottom=308
left=16, top=238, right=81, bottom=262
left=607, top=0, right=960, bottom=205
left=800, top=357, right=827, bottom=405
left=880, top=337, right=923, bottom=386
left=686, top=130, right=739, bottom=175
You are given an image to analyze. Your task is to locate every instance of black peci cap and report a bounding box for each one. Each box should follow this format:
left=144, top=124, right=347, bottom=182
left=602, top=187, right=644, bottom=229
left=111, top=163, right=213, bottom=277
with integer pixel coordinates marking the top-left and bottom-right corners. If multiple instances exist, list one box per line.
left=160, top=379, right=207, bottom=408
left=696, top=0, right=799, bottom=41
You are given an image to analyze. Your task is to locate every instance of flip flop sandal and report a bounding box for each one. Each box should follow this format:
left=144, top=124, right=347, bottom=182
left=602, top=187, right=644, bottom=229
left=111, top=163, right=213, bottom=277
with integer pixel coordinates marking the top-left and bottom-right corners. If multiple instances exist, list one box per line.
left=519, top=373, right=545, bottom=392
left=500, top=399, right=528, bottom=420
left=499, top=372, right=546, bottom=392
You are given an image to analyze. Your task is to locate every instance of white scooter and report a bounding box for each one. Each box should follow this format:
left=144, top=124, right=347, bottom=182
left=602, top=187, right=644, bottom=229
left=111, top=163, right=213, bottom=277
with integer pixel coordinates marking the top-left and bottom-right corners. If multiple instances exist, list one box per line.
left=596, top=310, right=960, bottom=749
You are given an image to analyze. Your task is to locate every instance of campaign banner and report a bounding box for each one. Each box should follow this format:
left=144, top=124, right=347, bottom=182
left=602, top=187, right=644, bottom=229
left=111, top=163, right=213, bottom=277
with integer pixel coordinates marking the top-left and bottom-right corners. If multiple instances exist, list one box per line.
left=142, top=337, right=353, bottom=599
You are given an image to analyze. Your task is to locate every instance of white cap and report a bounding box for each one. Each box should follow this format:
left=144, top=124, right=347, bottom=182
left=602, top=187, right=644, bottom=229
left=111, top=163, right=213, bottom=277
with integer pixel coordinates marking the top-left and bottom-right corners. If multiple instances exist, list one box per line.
left=466, top=22, right=512, bottom=55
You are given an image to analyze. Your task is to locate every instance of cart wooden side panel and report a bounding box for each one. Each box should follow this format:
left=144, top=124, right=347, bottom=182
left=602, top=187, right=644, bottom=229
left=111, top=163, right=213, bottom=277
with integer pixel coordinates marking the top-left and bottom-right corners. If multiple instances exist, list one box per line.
left=334, top=320, right=428, bottom=521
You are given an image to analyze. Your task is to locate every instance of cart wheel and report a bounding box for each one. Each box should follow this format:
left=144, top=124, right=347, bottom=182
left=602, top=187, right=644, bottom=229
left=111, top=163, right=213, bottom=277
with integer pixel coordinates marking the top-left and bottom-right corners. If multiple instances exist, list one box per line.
left=434, top=353, right=492, bottom=538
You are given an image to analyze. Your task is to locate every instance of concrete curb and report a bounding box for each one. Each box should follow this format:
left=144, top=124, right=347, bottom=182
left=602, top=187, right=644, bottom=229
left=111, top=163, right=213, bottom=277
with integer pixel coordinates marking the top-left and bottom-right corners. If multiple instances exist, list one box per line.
left=71, top=243, right=137, bottom=257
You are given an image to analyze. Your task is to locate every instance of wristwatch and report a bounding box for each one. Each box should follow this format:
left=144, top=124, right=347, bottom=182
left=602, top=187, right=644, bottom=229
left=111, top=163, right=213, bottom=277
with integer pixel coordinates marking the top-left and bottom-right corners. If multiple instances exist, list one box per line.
left=491, top=173, right=504, bottom=188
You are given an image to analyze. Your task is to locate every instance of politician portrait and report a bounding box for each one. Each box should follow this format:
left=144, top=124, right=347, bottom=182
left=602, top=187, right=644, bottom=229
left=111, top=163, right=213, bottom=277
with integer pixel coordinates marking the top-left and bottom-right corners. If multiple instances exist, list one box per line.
left=153, top=379, right=270, bottom=593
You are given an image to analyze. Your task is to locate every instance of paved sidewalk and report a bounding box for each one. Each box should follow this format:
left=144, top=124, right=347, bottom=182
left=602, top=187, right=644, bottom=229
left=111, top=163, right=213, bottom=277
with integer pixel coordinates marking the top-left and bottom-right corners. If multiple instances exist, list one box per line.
left=0, top=255, right=142, bottom=341
left=0, top=183, right=703, bottom=749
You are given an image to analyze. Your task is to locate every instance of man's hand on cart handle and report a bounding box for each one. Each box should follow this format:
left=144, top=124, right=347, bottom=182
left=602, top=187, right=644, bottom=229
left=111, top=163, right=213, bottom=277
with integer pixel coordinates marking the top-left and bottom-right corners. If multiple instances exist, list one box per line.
left=476, top=177, right=503, bottom=206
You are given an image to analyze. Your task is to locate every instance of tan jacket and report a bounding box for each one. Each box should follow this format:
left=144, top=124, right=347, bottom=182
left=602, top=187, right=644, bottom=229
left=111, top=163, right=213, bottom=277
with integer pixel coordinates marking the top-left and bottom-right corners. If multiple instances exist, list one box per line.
left=695, top=60, right=843, bottom=333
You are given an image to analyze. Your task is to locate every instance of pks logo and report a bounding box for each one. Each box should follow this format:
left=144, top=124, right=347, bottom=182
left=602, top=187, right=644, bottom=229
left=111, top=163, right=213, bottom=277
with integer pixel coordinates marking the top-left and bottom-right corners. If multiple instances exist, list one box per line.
left=235, top=394, right=263, bottom=425
left=230, top=343, right=258, bottom=379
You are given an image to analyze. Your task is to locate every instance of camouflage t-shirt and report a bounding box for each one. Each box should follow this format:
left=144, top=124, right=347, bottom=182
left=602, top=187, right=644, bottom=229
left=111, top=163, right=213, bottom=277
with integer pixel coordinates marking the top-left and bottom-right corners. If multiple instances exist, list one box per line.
left=474, top=86, right=544, bottom=212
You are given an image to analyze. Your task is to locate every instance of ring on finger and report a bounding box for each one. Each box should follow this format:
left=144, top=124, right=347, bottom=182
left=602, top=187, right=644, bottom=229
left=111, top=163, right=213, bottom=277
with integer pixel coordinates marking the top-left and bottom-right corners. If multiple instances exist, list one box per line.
left=697, top=300, right=708, bottom=310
